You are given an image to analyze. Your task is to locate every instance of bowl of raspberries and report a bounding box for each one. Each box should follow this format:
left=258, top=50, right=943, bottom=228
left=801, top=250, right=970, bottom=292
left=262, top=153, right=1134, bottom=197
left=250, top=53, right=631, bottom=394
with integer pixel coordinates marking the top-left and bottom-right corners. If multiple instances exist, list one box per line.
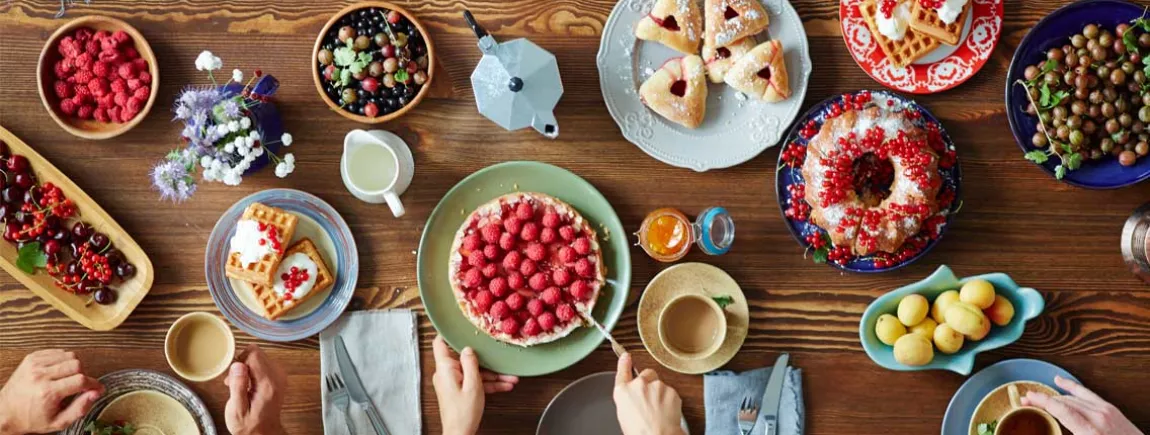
left=37, top=16, right=159, bottom=140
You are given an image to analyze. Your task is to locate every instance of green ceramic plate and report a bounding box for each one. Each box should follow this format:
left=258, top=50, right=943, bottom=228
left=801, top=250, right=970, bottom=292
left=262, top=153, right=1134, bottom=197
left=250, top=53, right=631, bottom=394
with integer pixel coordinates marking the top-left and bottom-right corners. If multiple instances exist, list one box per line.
left=418, top=161, right=631, bottom=376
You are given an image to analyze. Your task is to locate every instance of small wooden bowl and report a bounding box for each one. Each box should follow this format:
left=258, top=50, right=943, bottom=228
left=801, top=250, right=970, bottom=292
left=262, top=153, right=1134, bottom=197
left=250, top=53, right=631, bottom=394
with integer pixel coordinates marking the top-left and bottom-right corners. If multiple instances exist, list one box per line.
left=312, top=1, right=436, bottom=124
left=37, top=15, right=160, bottom=140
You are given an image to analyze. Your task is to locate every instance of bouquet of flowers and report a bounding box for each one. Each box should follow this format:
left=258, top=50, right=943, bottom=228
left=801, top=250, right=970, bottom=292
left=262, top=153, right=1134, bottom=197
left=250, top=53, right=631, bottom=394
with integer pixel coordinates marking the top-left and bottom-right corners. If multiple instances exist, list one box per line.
left=151, top=51, right=296, bottom=202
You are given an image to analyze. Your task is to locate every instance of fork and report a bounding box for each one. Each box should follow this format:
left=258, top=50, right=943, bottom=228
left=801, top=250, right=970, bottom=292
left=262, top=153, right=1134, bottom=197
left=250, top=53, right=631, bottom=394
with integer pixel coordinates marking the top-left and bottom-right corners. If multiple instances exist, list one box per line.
left=737, top=395, right=759, bottom=435
left=326, top=373, right=355, bottom=434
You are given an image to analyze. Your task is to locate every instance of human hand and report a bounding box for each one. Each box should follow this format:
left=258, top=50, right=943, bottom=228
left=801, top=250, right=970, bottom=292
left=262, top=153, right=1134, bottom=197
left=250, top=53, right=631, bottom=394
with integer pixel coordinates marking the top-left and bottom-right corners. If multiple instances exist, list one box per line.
left=613, top=353, right=685, bottom=435
left=1021, top=375, right=1144, bottom=435
left=0, top=349, right=103, bottom=435
left=432, top=335, right=519, bottom=435
left=224, top=344, right=286, bottom=435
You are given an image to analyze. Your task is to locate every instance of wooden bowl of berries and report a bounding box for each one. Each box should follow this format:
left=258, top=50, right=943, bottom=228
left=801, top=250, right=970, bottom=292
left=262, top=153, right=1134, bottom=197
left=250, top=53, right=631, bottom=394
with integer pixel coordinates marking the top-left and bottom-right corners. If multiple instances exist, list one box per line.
left=37, top=15, right=160, bottom=140
left=312, top=2, right=435, bottom=123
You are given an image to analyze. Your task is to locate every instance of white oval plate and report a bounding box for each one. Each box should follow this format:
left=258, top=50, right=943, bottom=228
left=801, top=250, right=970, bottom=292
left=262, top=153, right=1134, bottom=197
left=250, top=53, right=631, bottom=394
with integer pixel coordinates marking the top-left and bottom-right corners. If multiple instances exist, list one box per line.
left=597, top=0, right=812, bottom=171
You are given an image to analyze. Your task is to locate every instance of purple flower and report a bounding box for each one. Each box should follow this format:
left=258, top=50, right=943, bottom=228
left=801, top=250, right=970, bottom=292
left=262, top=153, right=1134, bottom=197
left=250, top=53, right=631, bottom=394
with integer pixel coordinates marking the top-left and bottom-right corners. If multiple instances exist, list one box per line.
left=218, top=99, right=242, bottom=119
left=151, top=158, right=197, bottom=202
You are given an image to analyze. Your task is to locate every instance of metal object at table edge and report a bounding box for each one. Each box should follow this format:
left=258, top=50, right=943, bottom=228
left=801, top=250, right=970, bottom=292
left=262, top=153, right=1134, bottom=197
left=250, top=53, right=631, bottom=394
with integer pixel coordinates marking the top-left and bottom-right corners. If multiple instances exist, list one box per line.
left=1121, top=202, right=1150, bottom=284
left=334, top=336, right=390, bottom=435
left=580, top=309, right=640, bottom=378
left=758, top=353, right=790, bottom=435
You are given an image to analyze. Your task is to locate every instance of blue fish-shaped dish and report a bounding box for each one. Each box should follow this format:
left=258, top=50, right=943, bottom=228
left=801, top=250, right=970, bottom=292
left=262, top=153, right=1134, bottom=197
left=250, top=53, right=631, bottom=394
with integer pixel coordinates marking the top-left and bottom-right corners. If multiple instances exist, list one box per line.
left=859, top=265, right=1045, bottom=375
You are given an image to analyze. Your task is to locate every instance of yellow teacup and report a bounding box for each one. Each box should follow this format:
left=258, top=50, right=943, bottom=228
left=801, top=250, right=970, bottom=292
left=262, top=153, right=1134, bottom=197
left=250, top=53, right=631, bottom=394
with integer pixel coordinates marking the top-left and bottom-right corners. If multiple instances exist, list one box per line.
left=657, top=293, right=727, bottom=360
left=164, top=312, right=235, bottom=382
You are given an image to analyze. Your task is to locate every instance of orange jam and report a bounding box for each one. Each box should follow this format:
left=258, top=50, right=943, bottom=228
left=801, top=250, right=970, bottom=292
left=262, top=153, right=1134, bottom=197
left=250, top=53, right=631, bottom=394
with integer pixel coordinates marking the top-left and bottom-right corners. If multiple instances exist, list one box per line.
left=638, top=208, right=692, bottom=262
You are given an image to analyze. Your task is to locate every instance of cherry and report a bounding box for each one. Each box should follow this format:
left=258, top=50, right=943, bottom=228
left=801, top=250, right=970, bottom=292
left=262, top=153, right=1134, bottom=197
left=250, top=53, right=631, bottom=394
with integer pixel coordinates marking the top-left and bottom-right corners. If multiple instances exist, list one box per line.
left=0, top=141, right=8, bottom=158
left=22, top=189, right=38, bottom=206
left=44, top=239, right=61, bottom=255
left=669, top=80, right=687, bottom=97
left=756, top=67, right=772, bottom=80
left=2, top=187, right=22, bottom=204
left=5, top=155, right=28, bottom=173
left=14, top=212, right=31, bottom=225
left=724, top=6, right=740, bottom=20
left=66, top=261, right=80, bottom=276
left=90, top=233, right=109, bottom=251
left=93, top=288, right=116, bottom=305
left=43, top=215, right=60, bottom=231
left=3, top=223, right=18, bottom=242
left=105, top=249, right=123, bottom=267
left=72, top=222, right=92, bottom=239
left=14, top=173, right=33, bottom=190
left=52, top=229, right=70, bottom=244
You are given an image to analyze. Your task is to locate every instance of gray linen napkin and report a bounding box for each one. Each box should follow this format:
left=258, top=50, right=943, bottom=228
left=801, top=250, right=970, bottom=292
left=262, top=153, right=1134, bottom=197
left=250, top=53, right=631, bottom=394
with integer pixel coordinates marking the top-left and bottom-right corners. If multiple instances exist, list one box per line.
left=320, top=310, right=420, bottom=435
left=704, top=361, right=804, bottom=435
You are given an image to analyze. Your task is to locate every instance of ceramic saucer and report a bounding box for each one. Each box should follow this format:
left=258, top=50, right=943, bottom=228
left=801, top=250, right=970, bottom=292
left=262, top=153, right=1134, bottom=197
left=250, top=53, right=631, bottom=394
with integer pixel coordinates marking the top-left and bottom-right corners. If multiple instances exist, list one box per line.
left=969, top=381, right=1061, bottom=435
left=638, top=262, right=748, bottom=374
left=66, top=369, right=214, bottom=435
left=205, top=189, right=358, bottom=342
left=941, top=359, right=1078, bottom=435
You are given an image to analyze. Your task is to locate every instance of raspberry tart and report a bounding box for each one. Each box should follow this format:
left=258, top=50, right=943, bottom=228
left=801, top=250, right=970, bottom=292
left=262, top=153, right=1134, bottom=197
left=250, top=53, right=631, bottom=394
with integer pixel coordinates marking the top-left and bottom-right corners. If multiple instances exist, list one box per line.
left=449, top=192, right=606, bottom=347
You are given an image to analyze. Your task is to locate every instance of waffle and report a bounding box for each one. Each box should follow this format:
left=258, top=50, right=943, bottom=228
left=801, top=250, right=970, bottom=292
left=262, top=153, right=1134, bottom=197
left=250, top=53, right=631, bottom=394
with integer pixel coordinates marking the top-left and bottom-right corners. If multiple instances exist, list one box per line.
left=908, top=0, right=968, bottom=45
left=247, top=238, right=333, bottom=321
left=225, top=202, right=298, bottom=286
left=859, top=0, right=940, bottom=68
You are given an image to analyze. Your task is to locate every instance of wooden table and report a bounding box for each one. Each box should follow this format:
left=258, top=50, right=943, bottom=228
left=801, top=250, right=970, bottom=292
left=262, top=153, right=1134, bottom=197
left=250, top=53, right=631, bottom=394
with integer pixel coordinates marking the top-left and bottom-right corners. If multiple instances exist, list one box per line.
left=2, top=0, right=1149, bottom=433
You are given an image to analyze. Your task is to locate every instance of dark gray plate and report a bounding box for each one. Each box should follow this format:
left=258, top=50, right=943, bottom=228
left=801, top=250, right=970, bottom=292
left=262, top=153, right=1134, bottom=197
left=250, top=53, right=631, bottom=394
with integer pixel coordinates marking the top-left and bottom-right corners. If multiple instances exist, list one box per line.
left=537, top=372, right=622, bottom=435
left=65, top=369, right=215, bottom=435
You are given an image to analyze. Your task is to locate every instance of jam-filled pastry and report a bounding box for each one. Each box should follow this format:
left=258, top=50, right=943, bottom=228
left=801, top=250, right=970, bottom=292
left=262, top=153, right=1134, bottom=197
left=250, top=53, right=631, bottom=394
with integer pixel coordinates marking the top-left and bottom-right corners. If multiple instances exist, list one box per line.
left=705, top=0, right=770, bottom=47
left=724, top=40, right=790, bottom=102
left=639, top=55, right=708, bottom=129
left=635, top=0, right=703, bottom=54
left=702, top=36, right=756, bottom=83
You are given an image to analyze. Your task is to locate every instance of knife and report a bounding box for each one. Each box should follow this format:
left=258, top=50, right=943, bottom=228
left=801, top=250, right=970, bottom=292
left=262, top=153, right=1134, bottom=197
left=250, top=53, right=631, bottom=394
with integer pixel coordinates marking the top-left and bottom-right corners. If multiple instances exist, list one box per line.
left=335, top=336, right=390, bottom=435
left=579, top=309, right=640, bottom=377
left=758, top=353, right=790, bottom=435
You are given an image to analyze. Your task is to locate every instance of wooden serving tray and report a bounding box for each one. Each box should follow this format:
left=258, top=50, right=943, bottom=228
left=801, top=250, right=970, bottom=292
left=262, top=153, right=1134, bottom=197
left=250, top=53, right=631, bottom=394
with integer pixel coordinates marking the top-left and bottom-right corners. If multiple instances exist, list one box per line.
left=0, top=126, right=153, bottom=330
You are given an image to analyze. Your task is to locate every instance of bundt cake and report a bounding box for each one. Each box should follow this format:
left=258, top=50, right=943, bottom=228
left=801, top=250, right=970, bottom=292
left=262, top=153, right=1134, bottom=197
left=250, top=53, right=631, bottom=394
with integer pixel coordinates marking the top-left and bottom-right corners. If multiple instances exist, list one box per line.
left=801, top=105, right=942, bottom=255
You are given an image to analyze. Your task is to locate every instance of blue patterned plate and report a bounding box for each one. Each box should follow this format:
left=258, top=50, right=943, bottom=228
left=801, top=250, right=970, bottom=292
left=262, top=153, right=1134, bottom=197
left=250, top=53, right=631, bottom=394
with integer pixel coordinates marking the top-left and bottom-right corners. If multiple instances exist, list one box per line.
left=206, top=189, right=358, bottom=341
left=66, top=369, right=216, bottom=435
left=1005, top=0, right=1150, bottom=188
left=775, top=90, right=963, bottom=273
left=942, top=359, right=1078, bottom=435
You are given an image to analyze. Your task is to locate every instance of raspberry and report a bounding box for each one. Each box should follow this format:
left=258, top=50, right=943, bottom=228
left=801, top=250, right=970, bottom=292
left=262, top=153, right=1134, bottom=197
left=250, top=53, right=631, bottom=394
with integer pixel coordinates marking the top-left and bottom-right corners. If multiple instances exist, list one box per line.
left=481, top=263, right=498, bottom=279
left=540, top=227, right=557, bottom=244
left=570, top=280, right=592, bottom=301
left=57, top=39, right=80, bottom=58
left=529, top=272, right=549, bottom=290
left=473, top=290, right=495, bottom=313
left=96, top=93, right=113, bottom=108
left=117, top=62, right=135, bottom=80
left=537, top=312, right=557, bottom=331
left=462, top=233, right=482, bottom=253
left=92, top=61, right=110, bottom=78
left=74, top=28, right=93, bottom=41
left=526, top=298, right=545, bottom=316
left=505, top=293, right=525, bottom=311
left=462, top=268, right=483, bottom=288
left=499, top=317, right=520, bottom=335
left=71, top=92, right=91, bottom=107
left=71, top=70, right=94, bottom=85
left=467, top=250, right=486, bottom=268
left=489, top=277, right=510, bottom=297
left=574, top=237, right=592, bottom=255
left=503, top=217, right=522, bottom=235
left=93, top=107, right=109, bottom=122
left=138, top=71, right=152, bottom=84
left=132, top=85, right=150, bottom=101
left=498, top=232, right=516, bottom=251
left=542, top=212, right=561, bottom=228
left=489, top=301, right=510, bottom=320
left=100, top=37, right=118, bottom=52
left=502, top=251, right=522, bottom=270
left=110, top=78, right=127, bottom=94
left=93, top=30, right=110, bottom=41
left=54, top=81, right=72, bottom=99
left=112, top=30, right=130, bottom=46
left=515, top=202, right=534, bottom=220
left=520, top=222, right=540, bottom=241
left=481, top=223, right=501, bottom=243
left=556, top=304, right=576, bottom=322
left=575, top=258, right=594, bottom=277
left=525, top=242, right=546, bottom=261
left=123, top=46, right=139, bottom=59
left=113, top=92, right=129, bottom=108
left=126, top=96, right=144, bottom=113
left=108, top=106, right=123, bottom=123
left=521, top=318, right=541, bottom=337
left=75, top=53, right=94, bottom=70
left=558, top=246, right=577, bottom=264
left=84, top=39, right=100, bottom=54
left=552, top=269, right=572, bottom=286
left=540, top=287, right=562, bottom=306
left=519, top=258, right=537, bottom=276
left=483, top=244, right=500, bottom=260
left=59, top=99, right=78, bottom=116
left=88, top=78, right=108, bottom=97
left=559, top=226, right=576, bottom=241
left=53, top=61, right=70, bottom=79
left=507, top=271, right=526, bottom=289
left=77, top=105, right=94, bottom=119
left=126, top=78, right=142, bottom=91
left=98, top=50, right=122, bottom=64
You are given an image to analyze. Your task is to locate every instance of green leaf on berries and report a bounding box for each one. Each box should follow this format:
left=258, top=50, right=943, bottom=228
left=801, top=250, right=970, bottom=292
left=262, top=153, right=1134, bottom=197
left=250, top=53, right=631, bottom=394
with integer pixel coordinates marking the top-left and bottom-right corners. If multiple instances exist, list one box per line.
left=1055, top=164, right=1067, bottom=180
left=357, top=51, right=373, bottom=64
left=1024, top=150, right=1049, bottom=164
left=711, top=295, right=735, bottom=309
left=1065, top=152, right=1084, bottom=170
left=1038, top=83, right=1052, bottom=107
left=1124, top=29, right=1140, bottom=55
left=1060, top=142, right=1074, bottom=154
left=394, top=69, right=410, bottom=83
left=333, top=45, right=357, bottom=67
left=339, top=68, right=353, bottom=88
left=1111, top=129, right=1128, bottom=143
left=1041, top=59, right=1057, bottom=74
left=16, top=242, right=47, bottom=274
left=813, top=246, right=829, bottom=264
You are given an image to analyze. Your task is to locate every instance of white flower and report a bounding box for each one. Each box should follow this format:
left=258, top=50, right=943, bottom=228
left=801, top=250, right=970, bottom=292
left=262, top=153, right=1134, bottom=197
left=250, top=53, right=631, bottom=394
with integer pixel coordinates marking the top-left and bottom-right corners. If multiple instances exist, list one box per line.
left=239, top=117, right=252, bottom=129
left=274, top=162, right=292, bottom=178
left=232, top=69, right=244, bottom=83
left=249, top=130, right=261, bottom=141
left=215, top=124, right=229, bottom=136
left=252, top=146, right=265, bottom=157
left=195, top=51, right=223, bottom=72
left=175, top=105, right=191, bottom=120
left=227, top=121, right=239, bottom=132
left=283, top=153, right=295, bottom=165
left=210, top=159, right=222, bottom=171
left=280, top=133, right=293, bottom=146
left=200, top=156, right=214, bottom=168
left=202, top=167, right=219, bottom=181
left=245, top=136, right=255, bottom=148
left=224, top=143, right=235, bottom=153
left=223, top=171, right=242, bottom=186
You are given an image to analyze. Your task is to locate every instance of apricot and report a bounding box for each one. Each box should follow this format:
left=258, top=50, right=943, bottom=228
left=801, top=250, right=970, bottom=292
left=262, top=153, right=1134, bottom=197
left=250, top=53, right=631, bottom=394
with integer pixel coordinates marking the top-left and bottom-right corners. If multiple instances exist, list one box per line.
left=909, top=317, right=938, bottom=339
left=985, top=295, right=1016, bottom=326
left=945, top=301, right=991, bottom=341
left=875, top=314, right=907, bottom=346
left=894, top=333, right=934, bottom=366
left=898, top=294, right=930, bottom=327
left=931, top=290, right=960, bottom=323
left=933, top=323, right=965, bottom=354
left=960, top=279, right=996, bottom=309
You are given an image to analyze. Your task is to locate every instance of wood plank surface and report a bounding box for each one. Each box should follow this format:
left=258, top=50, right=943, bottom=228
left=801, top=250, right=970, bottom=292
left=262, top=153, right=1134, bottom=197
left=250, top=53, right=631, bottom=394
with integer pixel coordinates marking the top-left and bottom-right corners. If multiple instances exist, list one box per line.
left=2, top=0, right=1149, bottom=434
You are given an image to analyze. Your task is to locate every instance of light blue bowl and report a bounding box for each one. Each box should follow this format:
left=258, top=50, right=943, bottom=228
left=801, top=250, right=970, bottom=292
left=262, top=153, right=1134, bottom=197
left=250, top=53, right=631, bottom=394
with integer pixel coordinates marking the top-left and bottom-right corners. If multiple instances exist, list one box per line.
left=859, top=265, right=1045, bottom=375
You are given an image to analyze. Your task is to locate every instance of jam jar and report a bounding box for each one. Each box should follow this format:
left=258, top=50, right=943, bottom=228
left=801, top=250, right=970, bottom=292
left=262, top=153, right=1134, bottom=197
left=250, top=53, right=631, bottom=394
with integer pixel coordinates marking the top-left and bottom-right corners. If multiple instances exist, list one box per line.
left=637, top=207, right=734, bottom=262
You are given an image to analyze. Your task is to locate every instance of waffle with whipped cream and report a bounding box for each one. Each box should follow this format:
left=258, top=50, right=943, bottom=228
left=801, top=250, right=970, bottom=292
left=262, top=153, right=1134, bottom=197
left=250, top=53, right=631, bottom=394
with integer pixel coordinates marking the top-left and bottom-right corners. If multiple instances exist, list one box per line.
left=225, top=203, right=298, bottom=286
left=247, top=238, right=334, bottom=321
left=860, top=0, right=940, bottom=68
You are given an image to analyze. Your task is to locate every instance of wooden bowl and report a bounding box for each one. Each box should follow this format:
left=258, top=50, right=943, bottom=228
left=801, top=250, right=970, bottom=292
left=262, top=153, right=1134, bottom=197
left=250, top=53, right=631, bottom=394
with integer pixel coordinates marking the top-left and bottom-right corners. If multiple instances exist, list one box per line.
left=311, top=1, right=436, bottom=124
left=0, top=126, right=153, bottom=330
left=37, top=15, right=160, bottom=140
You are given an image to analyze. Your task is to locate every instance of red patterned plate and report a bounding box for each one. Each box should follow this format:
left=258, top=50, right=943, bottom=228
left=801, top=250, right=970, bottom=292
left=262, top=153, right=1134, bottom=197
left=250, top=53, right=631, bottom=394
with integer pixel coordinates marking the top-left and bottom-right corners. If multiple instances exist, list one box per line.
left=840, top=0, right=1003, bottom=94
